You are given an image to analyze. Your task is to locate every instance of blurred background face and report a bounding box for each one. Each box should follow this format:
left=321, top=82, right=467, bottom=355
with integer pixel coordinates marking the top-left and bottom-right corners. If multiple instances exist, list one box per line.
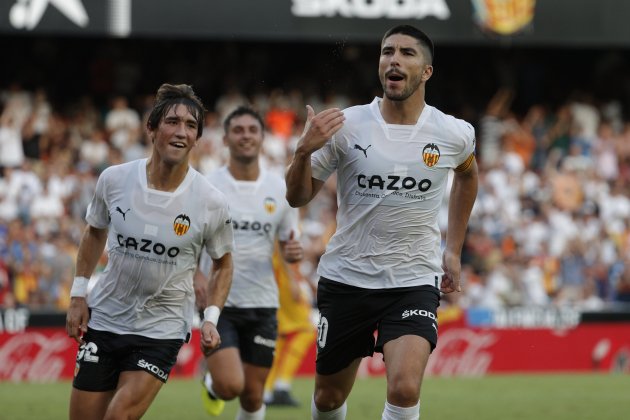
left=223, top=113, right=264, bottom=164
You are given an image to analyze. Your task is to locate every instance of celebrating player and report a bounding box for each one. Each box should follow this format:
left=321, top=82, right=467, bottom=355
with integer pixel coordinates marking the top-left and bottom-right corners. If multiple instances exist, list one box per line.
left=285, top=25, right=479, bottom=420
left=198, top=106, right=302, bottom=419
left=65, top=83, right=234, bottom=420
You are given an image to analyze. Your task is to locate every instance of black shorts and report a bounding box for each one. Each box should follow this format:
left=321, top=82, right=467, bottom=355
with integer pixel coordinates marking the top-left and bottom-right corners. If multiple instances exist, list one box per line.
left=207, top=307, right=277, bottom=367
left=315, top=277, right=440, bottom=375
left=72, top=329, right=184, bottom=392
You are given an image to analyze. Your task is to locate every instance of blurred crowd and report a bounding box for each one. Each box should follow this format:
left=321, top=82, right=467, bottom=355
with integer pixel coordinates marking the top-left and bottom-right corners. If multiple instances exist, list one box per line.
left=1, top=80, right=630, bottom=315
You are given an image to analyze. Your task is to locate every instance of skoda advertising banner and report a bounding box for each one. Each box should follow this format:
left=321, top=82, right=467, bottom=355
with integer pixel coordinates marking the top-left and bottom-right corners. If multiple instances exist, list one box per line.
left=0, top=0, right=629, bottom=46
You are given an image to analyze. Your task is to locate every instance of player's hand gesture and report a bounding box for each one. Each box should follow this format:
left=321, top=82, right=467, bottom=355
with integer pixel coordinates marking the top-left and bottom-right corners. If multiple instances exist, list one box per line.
left=440, top=250, right=462, bottom=294
left=295, top=105, right=345, bottom=155
left=66, top=297, right=90, bottom=344
left=200, top=321, right=221, bottom=355
left=280, top=230, right=303, bottom=263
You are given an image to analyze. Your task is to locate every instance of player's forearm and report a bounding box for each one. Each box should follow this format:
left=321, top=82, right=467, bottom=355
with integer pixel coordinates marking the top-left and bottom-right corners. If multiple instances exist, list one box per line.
left=285, top=150, right=315, bottom=207
left=207, top=253, right=233, bottom=309
left=445, top=161, right=478, bottom=254
left=75, top=225, right=108, bottom=278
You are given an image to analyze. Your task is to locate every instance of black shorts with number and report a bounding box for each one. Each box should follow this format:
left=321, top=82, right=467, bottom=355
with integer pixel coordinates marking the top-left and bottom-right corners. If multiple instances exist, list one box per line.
left=315, top=277, right=440, bottom=375
left=72, top=329, right=184, bottom=392
left=206, top=307, right=277, bottom=367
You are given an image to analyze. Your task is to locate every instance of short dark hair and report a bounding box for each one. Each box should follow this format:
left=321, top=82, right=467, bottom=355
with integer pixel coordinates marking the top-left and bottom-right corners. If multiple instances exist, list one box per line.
left=146, top=84, right=205, bottom=138
left=223, top=106, right=265, bottom=134
left=382, top=25, right=434, bottom=63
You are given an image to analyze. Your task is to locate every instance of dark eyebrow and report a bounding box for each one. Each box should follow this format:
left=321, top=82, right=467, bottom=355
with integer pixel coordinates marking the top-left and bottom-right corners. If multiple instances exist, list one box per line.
left=164, top=114, right=198, bottom=126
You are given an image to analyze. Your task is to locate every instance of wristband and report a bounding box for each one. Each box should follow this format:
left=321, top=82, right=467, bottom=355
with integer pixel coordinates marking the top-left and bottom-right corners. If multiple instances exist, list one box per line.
left=203, top=305, right=221, bottom=325
left=70, top=276, right=89, bottom=298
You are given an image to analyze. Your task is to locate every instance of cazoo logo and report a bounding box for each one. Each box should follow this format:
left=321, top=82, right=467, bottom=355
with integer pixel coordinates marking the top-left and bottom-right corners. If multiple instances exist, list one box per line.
left=232, top=220, right=273, bottom=234
left=116, top=234, right=180, bottom=257
left=357, top=174, right=432, bottom=192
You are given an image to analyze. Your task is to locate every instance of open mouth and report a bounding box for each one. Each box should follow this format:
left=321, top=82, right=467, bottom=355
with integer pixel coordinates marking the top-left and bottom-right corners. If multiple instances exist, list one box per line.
left=170, top=141, right=186, bottom=149
left=387, top=71, right=404, bottom=82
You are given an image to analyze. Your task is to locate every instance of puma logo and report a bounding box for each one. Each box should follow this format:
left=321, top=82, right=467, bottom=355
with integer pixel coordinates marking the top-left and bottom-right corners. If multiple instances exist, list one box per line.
left=115, top=207, right=130, bottom=220
left=353, top=144, right=371, bottom=158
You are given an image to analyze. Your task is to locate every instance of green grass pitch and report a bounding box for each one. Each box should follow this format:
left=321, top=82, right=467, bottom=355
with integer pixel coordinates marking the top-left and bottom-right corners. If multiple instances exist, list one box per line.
left=0, top=374, right=628, bottom=419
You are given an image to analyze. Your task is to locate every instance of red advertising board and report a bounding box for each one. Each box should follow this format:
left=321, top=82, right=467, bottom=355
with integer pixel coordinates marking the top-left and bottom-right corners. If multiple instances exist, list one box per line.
left=1, top=323, right=629, bottom=382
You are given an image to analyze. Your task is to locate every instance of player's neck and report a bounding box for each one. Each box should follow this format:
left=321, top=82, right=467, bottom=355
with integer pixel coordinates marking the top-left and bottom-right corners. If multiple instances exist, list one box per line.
left=228, top=160, right=260, bottom=181
left=380, top=91, right=426, bottom=125
left=146, top=159, right=189, bottom=192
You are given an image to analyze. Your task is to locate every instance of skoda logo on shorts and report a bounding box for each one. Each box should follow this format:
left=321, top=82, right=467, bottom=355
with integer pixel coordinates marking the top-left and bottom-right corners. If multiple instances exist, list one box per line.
left=173, top=214, right=191, bottom=236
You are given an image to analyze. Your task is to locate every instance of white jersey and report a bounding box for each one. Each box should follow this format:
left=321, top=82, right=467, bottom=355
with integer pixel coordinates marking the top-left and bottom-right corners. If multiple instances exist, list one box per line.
left=311, top=97, right=475, bottom=289
left=85, top=159, right=234, bottom=340
left=205, top=166, right=299, bottom=308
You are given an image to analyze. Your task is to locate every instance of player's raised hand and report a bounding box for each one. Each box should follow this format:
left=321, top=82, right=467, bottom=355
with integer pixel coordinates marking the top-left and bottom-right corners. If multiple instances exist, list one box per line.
left=296, top=105, right=345, bottom=155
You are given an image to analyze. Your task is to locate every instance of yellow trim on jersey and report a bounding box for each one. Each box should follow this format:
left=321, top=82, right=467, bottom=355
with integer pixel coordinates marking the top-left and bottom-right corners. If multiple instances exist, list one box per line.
left=454, top=153, right=475, bottom=173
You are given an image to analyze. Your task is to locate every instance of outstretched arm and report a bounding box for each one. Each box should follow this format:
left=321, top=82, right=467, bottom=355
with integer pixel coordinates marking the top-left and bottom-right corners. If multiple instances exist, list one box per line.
left=286, top=105, right=344, bottom=207
left=441, top=158, right=478, bottom=294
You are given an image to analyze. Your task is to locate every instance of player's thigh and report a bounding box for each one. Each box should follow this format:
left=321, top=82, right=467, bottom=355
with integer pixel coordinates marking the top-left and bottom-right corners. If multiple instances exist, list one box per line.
left=383, top=335, right=432, bottom=403
left=207, top=346, right=245, bottom=393
left=313, top=358, right=363, bottom=410
left=104, top=370, right=163, bottom=420
left=69, top=388, right=114, bottom=420
left=240, top=363, right=271, bottom=408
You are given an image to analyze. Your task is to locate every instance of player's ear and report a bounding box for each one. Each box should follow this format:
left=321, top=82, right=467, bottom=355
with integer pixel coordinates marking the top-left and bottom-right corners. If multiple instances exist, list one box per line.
left=422, top=64, right=433, bottom=82
left=146, top=122, right=155, bottom=144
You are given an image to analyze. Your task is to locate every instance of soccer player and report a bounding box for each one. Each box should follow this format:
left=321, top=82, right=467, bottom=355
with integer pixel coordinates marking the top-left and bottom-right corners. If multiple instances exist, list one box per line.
left=263, top=249, right=316, bottom=407
left=65, top=83, right=234, bottom=420
left=285, top=25, right=479, bottom=420
left=199, top=106, right=303, bottom=419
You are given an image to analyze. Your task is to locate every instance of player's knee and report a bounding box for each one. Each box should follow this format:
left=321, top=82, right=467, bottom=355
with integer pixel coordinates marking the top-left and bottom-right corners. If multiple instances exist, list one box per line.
left=240, top=393, right=264, bottom=412
left=103, top=405, right=145, bottom=420
left=213, top=380, right=244, bottom=401
left=313, top=387, right=346, bottom=411
left=387, top=378, right=421, bottom=406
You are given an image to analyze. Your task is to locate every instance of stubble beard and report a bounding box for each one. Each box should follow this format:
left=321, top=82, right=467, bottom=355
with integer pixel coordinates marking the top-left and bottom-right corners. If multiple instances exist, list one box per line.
left=381, top=74, right=422, bottom=102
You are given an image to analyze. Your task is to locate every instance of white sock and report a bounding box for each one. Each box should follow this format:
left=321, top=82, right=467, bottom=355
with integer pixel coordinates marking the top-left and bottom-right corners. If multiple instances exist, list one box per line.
left=263, top=390, right=272, bottom=401
left=203, top=372, right=219, bottom=399
left=236, top=404, right=266, bottom=420
left=311, top=395, right=347, bottom=420
left=274, top=380, right=291, bottom=391
left=381, top=401, right=420, bottom=420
